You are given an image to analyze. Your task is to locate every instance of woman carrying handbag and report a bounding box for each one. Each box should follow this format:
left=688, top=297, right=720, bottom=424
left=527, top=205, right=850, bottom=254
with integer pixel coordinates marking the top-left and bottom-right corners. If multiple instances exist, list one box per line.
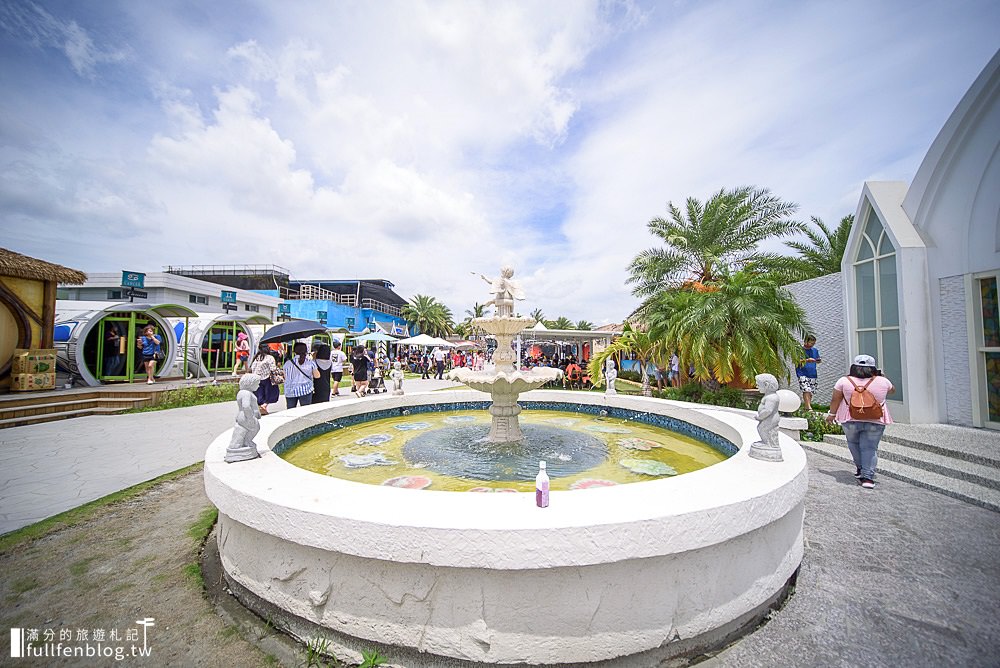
left=250, top=343, right=280, bottom=415
left=282, top=341, right=320, bottom=409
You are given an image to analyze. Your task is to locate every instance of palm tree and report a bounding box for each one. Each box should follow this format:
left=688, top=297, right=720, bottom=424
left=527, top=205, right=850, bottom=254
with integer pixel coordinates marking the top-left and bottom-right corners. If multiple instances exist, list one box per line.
left=402, top=294, right=454, bottom=338
left=589, top=323, right=664, bottom=396
left=644, top=270, right=807, bottom=384
left=461, top=302, right=487, bottom=340
left=779, top=214, right=854, bottom=282
left=530, top=308, right=545, bottom=325
left=575, top=320, right=594, bottom=331
left=628, top=186, right=803, bottom=304
left=550, top=316, right=574, bottom=330
left=466, top=302, right=487, bottom=319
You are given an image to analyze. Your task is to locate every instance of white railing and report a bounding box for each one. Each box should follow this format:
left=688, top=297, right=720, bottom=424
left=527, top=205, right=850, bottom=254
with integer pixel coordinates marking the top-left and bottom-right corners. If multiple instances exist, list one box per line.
left=362, top=298, right=401, bottom=317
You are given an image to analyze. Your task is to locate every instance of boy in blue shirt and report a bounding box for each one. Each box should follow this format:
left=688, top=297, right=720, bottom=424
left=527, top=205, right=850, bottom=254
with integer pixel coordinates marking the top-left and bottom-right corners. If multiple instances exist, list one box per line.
left=796, top=335, right=821, bottom=411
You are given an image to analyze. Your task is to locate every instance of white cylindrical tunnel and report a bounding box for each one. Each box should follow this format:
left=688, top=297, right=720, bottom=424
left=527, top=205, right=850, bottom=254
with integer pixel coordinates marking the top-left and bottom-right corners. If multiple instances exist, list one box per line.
left=53, top=301, right=199, bottom=386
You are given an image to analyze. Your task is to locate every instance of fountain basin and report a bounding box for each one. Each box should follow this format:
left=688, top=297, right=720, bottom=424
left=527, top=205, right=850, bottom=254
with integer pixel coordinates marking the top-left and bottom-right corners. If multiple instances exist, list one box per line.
left=204, top=390, right=807, bottom=665
left=445, top=367, right=563, bottom=394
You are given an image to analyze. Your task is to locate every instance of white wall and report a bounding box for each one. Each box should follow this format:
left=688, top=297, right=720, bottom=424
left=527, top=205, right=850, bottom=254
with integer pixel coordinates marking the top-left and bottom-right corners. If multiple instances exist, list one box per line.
left=784, top=272, right=845, bottom=405
left=901, top=49, right=1000, bottom=427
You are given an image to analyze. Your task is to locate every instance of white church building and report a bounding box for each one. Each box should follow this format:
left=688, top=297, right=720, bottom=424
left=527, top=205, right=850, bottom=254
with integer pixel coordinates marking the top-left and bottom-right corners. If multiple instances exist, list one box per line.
left=788, top=49, right=999, bottom=428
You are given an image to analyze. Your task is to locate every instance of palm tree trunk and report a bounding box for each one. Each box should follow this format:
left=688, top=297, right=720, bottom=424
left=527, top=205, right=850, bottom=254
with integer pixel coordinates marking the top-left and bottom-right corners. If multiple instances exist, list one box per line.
left=640, top=358, right=652, bottom=397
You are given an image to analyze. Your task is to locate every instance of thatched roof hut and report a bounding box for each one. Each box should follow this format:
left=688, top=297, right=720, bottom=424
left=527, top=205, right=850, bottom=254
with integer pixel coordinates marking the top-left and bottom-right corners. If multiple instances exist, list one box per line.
left=0, top=247, right=87, bottom=284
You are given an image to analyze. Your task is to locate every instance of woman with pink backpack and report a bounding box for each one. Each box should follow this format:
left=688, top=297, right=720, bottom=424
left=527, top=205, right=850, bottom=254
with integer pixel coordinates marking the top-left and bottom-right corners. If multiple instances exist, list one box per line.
left=824, top=354, right=896, bottom=489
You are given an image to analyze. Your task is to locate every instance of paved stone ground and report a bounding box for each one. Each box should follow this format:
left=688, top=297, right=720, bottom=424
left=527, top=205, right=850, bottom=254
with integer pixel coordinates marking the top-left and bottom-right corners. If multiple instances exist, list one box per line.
left=0, top=378, right=463, bottom=534
left=708, top=451, right=1000, bottom=668
left=2, top=388, right=999, bottom=666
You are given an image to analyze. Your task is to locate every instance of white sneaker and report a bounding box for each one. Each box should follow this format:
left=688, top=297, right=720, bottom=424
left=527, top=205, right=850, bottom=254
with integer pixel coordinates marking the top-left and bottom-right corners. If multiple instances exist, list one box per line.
left=147, top=380, right=155, bottom=384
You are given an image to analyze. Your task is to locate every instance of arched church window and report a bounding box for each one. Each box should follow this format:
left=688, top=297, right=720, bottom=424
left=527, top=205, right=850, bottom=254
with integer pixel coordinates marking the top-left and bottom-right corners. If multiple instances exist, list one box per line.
left=853, top=205, right=903, bottom=400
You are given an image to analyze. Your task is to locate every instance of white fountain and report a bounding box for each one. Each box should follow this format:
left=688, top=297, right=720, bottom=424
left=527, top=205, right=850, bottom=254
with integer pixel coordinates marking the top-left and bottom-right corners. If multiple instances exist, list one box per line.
left=447, top=266, right=562, bottom=442
left=203, top=265, right=808, bottom=666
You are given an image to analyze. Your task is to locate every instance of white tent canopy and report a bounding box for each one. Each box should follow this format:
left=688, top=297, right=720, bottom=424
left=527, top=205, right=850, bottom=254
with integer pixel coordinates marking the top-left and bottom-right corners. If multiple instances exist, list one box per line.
left=430, top=337, right=455, bottom=348
left=395, top=333, right=441, bottom=347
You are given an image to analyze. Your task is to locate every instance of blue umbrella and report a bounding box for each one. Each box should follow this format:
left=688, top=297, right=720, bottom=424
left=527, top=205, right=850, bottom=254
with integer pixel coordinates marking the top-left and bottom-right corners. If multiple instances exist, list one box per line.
left=259, top=319, right=329, bottom=344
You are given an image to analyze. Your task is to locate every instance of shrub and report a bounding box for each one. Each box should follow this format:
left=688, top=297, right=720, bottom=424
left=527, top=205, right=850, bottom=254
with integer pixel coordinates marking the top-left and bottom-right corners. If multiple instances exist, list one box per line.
left=128, top=382, right=239, bottom=413
left=794, top=407, right=843, bottom=441
left=654, top=383, right=753, bottom=410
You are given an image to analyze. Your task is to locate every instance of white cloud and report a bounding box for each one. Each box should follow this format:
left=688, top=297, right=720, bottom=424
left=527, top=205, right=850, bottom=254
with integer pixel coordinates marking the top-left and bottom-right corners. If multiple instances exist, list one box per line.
left=0, top=1, right=127, bottom=78
left=1, top=0, right=998, bottom=325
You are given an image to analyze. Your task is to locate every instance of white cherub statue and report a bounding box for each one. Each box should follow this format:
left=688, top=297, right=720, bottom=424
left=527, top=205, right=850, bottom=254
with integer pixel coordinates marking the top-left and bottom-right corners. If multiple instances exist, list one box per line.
left=749, top=373, right=783, bottom=462
left=605, top=357, right=617, bottom=396
left=390, top=360, right=405, bottom=395
left=226, top=373, right=262, bottom=463
left=475, top=266, right=525, bottom=317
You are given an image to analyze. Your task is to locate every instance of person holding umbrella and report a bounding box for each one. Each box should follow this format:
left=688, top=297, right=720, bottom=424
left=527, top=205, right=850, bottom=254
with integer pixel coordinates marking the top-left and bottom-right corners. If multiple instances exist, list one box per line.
left=282, top=341, right=320, bottom=409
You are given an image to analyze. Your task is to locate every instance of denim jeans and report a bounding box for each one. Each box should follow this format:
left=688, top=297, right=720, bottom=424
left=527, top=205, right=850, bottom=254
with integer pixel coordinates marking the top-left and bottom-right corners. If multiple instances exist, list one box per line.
left=286, top=393, right=313, bottom=410
left=841, top=420, right=885, bottom=480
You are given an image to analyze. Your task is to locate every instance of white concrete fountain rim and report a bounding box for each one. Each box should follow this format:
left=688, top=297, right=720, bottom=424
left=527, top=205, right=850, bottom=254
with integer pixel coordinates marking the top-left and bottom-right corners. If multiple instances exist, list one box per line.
left=204, top=389, right=807, bottom=570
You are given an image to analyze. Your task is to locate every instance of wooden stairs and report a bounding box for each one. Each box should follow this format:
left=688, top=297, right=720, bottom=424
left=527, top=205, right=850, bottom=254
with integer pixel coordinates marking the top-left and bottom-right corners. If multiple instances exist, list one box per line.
left=0, top=388, right=159, bottom=429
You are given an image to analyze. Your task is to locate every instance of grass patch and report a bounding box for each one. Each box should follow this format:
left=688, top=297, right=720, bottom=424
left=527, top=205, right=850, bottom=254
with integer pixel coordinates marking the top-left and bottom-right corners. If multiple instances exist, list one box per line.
left=183, top=562, right=204, bottom=588
left=10, top=576, right=39, bottom=595
left=218, top=624, right=241, bottom=640
left=0, top=462, right=204, bottom=554
left=125, top=383, right=239, bottom=413
left=69, top=555, right=101, bottom=577
left=132, top=554, right=156, bottom=568
left=183, top=506, right=219, bottom=591
left=187, top=507, right=219, bottom=543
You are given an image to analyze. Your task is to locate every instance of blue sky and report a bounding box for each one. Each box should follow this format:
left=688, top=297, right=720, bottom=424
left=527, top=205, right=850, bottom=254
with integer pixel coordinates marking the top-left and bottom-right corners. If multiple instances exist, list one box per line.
left=1, top=0, right=998, bottom=323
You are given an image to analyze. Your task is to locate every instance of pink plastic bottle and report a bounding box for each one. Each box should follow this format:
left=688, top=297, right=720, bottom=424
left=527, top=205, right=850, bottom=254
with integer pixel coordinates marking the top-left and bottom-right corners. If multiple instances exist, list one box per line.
left=535, top=460, right=549, bottom=508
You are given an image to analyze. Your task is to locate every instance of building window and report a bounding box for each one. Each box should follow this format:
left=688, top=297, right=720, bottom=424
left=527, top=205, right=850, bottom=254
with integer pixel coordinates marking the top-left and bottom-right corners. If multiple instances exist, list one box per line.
left=107, top=289, right=123, bottom=300
left=974, top=273, right=1000, bottom=424
left=853, top=205, right=903, bottom=400
left=244, top=304, right=259, bottom=312
left=189, top=295, right=208, bottom=305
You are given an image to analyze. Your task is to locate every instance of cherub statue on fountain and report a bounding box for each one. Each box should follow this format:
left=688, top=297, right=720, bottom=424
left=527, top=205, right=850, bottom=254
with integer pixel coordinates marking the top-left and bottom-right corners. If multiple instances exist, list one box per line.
left=475, top=266, right=525, bottom=318
left=605, top=357, right=618, bottom=396
left=226, top=373, right=262, bottom=463
left=748, top=373, right=783, bottom=462
left=390, top=360, right=405, bottom=395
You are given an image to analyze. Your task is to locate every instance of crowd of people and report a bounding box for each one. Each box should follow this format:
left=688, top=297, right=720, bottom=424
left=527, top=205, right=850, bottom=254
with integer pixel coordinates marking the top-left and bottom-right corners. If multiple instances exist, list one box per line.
left=237, top=340, right=616, bottom=411
left=237, top=330, right=895, bottom=492
left=245, top=339, right=382, bottom=411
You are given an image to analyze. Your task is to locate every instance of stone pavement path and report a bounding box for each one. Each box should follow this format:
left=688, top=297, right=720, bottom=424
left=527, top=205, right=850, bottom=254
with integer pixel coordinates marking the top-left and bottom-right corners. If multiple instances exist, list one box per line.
left=2, top=388, right=999, bottom=666
left=708, top=451, right=1000, bottom=667
left=0, top=378, right=462, bottom=534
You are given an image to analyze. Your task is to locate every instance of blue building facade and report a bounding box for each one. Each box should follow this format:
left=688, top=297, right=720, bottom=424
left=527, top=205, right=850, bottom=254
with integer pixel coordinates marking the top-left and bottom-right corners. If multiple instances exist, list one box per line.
left=253, top=278, right=410, bottom=335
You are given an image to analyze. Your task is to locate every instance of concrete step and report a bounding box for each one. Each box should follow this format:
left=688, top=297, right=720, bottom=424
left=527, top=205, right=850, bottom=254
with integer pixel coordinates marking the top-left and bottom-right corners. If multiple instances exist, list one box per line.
left=823, top=434, right=1000, bottom=491
left=0, top=396, right=153, bottom=421
left=0, top=406, right=135, bottom=429
left=803, top=439, right=1000, bottom=513
left=0, top=391, right=104, bottom=408
left=879, top=432, right=1000, bottom=468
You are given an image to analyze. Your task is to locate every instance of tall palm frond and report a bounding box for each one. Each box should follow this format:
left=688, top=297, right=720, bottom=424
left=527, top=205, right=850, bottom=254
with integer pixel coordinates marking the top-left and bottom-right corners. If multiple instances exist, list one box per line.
left=780, top=214, right=854, bottom=282
left=644, top=271, right=807, bottom=384
left=401, top=294, right=454, bottom=338
left=628, top=186, right=804, bottom=297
